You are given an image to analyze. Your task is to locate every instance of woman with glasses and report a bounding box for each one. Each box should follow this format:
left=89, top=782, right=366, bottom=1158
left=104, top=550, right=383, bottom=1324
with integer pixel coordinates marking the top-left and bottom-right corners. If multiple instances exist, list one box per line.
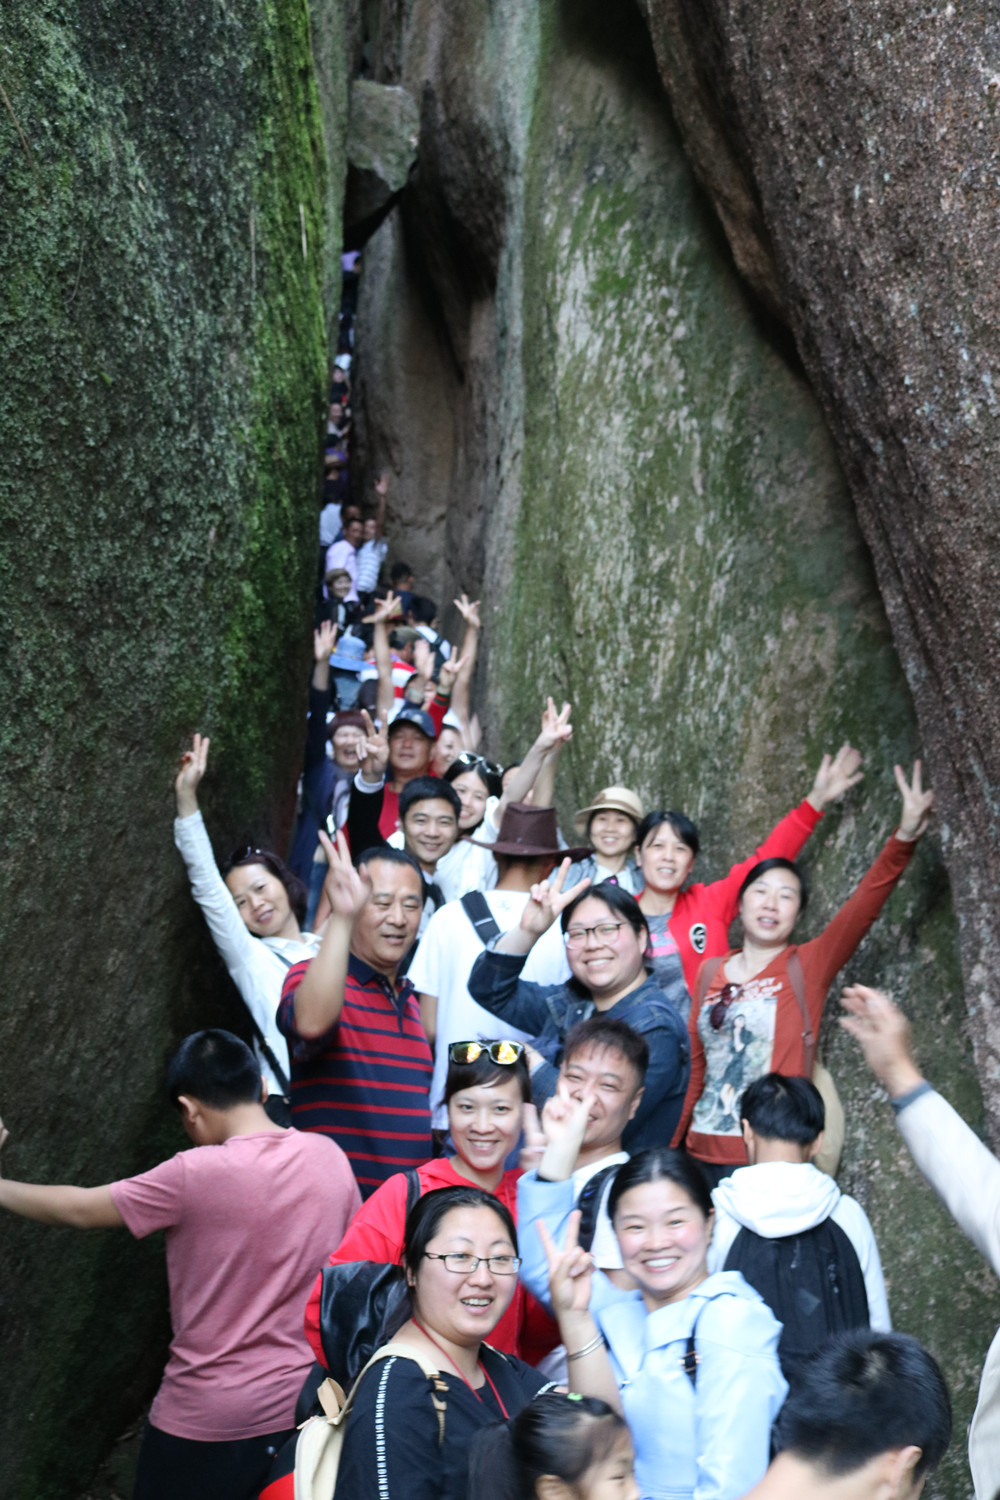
left=303, top=1041, right=556, bottom=1362
left=469, top=870, right=691, bottom=1150
left=676, top=762, right=933, bottom=1186
left=173, top=734, right=325, bottom=1125
left=330, top=1186, right=556, bottom=1500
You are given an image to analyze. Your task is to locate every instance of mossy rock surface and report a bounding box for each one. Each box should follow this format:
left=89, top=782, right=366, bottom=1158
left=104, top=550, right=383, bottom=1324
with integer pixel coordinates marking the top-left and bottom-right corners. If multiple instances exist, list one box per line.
left=0, top=0, right=343, bottom=1494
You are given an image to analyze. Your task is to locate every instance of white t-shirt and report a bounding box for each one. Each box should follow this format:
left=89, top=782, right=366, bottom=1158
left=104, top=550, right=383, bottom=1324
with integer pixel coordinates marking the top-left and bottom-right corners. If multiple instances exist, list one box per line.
left=408, top=890, right=571, bottom=1126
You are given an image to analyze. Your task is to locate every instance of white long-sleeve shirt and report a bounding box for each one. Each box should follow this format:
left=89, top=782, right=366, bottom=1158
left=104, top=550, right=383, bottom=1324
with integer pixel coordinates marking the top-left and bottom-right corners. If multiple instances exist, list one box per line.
left=173, top=811, right=321, bottom=1095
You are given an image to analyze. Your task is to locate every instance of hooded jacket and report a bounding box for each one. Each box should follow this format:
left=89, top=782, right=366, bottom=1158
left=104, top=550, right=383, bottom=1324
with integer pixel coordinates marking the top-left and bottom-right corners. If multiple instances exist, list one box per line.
left=707, top=1160, right=890, bottom=1331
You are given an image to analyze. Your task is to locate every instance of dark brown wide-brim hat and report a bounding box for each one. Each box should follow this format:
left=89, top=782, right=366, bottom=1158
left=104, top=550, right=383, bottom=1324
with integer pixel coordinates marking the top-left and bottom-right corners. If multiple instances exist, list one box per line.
left=470, top=802, right=592, bottom=861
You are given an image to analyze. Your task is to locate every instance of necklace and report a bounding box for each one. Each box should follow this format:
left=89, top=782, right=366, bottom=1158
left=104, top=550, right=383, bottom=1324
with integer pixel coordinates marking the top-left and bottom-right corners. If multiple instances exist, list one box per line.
left=411, top=1319, right=510, bottom=1418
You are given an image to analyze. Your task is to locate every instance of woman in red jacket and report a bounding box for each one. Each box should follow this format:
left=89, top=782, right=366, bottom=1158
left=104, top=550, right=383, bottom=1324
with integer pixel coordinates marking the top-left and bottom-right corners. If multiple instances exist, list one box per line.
left=636, top=743, right=864, bottom=1004
left=304, top=1042, right=557, bottom=1364
left=675, top=762, right=933, bottom=1184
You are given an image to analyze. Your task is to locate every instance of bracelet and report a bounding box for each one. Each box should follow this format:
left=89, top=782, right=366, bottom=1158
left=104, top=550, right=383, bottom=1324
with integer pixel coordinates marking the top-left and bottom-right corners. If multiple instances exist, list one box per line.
left=566, top=1333, right=606, bottom=1363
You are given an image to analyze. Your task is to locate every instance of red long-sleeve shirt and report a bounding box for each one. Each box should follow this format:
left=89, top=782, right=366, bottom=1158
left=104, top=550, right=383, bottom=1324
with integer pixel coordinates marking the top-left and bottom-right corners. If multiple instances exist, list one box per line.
left=642, top=799, right=823, bottom=997
left=676, top=831, right=916, bottom=1164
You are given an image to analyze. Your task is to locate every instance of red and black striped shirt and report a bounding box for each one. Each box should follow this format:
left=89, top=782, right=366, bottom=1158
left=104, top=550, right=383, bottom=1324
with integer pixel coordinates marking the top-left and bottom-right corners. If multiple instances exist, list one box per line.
left=278, top=954, right=433, bottom=1199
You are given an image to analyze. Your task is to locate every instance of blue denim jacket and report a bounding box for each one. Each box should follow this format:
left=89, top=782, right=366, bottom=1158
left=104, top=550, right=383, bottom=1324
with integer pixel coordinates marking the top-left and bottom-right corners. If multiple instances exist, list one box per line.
left=467, top=951, right=691, bottom=1150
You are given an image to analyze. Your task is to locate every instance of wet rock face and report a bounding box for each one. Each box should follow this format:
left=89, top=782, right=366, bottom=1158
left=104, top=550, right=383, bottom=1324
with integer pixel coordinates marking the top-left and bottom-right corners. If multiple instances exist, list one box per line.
left=639, top=0, right=1000, bottom=1121
left=0, top=0, right=344, bottom=1494
left=358, top=1, right=999, bottom=1491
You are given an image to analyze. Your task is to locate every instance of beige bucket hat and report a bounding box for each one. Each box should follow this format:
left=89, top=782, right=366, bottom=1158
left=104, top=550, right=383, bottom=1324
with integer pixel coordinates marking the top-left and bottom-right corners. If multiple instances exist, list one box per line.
left=573, top=785, right=645, bottom=838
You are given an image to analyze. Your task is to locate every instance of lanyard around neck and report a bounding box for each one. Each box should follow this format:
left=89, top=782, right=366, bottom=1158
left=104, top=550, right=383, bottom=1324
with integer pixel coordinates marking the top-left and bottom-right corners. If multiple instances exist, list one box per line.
left=410, top=1319, right=510, bottom=1418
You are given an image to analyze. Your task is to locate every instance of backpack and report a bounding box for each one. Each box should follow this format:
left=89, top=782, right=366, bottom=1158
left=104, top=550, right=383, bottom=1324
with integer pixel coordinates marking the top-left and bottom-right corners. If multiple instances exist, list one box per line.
left=723, top=1217, right=870, bottom=1383
left=575, top=1163, right=619, bottom=1255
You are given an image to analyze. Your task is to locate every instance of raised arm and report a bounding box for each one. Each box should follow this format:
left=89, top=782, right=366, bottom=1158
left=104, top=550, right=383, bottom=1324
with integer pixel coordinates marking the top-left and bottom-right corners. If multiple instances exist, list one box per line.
left=491, top=858, right=590, bottom=957
left=447, top=594, right=480, bottom=728
left=537, top=1212, right=622, bottom=1412
left=0, top=1122, right=123, bottom=1228
left=288, top=831, right=371, bottom=1039
left=304, top=622, right=338, bottom=773
left=369, top=592, right=401, bottom=727
left=498, top=699, right=573, bottom=817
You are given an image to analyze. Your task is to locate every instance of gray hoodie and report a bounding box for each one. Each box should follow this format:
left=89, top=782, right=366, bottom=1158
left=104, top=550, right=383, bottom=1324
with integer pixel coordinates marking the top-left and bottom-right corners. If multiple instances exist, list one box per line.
left=707, top=1160, right=891, bottom=1331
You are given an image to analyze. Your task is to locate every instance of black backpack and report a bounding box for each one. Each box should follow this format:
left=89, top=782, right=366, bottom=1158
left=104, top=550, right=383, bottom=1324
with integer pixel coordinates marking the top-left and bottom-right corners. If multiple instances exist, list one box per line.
left=724, top=1217, right=870, bottom=1384
left=575, top=1163, right=619, bottom=1254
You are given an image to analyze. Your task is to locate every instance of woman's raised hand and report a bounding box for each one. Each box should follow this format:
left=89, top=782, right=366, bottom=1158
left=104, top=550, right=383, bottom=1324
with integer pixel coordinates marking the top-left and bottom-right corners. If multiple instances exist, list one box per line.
left=539, top=697, right=573, bottom=753
left=357, top=709, right=389, bottom=781
left=520, top=859, right=591, bottom=939
left=314, top=620, right=338, bottom=662
left=175, top=733, right=209, bottom=815
left=895, top=760, right=934, bottom=840
left=317, top=829, right=372, bottom=923
left=437, top=651, right=469, bottom=696
left=453, top=594, right=482, bottom=630
left=807, top=743, right=864, bottom=810
left=537, top=1212, right=594, bottom=1317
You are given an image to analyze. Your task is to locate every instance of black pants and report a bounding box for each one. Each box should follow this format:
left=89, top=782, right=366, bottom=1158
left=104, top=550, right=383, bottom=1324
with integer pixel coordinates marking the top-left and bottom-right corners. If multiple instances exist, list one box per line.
left=132, top=1421, right=295, bottom=1500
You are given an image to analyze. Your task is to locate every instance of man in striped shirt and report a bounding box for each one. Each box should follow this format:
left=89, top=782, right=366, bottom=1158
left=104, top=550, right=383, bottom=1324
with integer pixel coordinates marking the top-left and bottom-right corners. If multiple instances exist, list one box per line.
left=278, top=835, right=433, bottom=1199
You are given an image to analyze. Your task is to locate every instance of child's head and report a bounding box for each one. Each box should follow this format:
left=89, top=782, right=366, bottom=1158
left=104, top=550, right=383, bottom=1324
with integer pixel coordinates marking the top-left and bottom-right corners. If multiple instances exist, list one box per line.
left=325, top=568, right=352, bottom=600
left=470, top=1392, right=637, bottom=1500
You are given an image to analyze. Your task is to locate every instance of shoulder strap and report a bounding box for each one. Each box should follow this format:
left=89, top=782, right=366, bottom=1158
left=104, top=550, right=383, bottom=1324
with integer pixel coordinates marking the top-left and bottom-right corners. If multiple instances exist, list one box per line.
left=681, top=1301, right=709, bottom=1387
left=785, top=951, right=816, bottom=1074
left=404, top=1167, right=424, bottom=1218
left=332, top=1341, right=449, bottom=1445
left=696, top=955, right=728, bottom=1009
left=241, top=985, right=291, bottom=1097
left=460, top=890, right=502, bottom=946
left=575, top=1163, right=619, bottom=1253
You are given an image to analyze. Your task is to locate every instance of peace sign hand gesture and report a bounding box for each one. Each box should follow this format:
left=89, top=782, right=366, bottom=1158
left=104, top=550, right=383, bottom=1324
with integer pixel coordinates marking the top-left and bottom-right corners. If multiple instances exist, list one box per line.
left=519, top=858, right=591, bottom=939
left=895, top=760, right=934, bottom=841
left=537, top=1211, right=595, bottom=1317
left=357, top=709, right=389, bottom=782
left=317, top=829, right=372, bottom=924
left=538, top=697, right=573, bottom=753
left=175, top=734, right=209, bottom=816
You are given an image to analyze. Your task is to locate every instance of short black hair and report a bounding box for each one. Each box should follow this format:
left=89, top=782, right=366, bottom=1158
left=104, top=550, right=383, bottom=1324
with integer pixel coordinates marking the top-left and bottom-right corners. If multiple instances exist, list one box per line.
left=355, top=845, right=424, bottom=883
left=399, top=776, right=461, bottom=821
left=409, top=595, right=438, bottom=626
left=562, top=1016, right=649, bottom=1087
left=559, top=881, right=649, bottom=943
left=166, top=1030, right=262, bottom=1110
left=221, top=847, right=308, bottom=925
left=402, top=1185, right=518, bottom=1278
left=390, top=560, right=413, bottom=583
left=737, top=856, right=809, bottom=915
left=740, top=1073, right=825, bottom=1145
left=443, top=1046, right=532, bottom=1108
left=636, top=810, right=701, bottom=858
left=775, top=1330, right=951, bottom=1480
left=607, top=1146, right=713, bottom=1223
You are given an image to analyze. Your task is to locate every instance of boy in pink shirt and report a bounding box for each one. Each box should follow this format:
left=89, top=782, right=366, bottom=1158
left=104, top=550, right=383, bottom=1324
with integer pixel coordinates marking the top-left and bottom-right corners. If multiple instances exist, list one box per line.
left=0, top=1030, right=360, bottom=1500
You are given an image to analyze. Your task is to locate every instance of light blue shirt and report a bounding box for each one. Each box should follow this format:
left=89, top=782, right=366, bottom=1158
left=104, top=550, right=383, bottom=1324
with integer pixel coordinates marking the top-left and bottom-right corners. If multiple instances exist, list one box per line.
left=518, top=1173, right=788, bottom=1500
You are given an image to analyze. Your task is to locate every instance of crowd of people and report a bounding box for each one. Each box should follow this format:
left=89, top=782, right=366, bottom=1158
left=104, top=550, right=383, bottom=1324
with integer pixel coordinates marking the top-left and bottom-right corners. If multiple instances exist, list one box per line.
left=2, top=299, right=999, bottom=1500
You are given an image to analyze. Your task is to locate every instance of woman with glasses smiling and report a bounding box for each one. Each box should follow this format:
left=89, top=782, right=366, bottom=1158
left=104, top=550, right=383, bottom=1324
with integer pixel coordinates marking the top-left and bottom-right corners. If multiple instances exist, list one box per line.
left=330, top=1186, right=557, bottom=1500
left=302, top=1041, right=556, bottom=1363
left=469, top=867, right=691, bottom=1150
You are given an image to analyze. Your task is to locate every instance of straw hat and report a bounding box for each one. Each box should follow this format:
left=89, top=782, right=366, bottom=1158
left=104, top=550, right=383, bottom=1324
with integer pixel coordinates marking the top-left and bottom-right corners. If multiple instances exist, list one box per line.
left=572, top=786, right=645, bottom=838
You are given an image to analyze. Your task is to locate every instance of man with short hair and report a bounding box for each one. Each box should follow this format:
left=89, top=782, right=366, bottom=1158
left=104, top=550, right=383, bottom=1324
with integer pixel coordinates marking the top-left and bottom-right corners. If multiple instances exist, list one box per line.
left=348, top=763, right=460, bottom=937
left=744, top=1329, right=951, bottom=1500
left=708, top=1072, right=889, bottom=1378
left=278, top=834, right=433, bottom=1197
left=0, top=1030, right=359, bottom=1500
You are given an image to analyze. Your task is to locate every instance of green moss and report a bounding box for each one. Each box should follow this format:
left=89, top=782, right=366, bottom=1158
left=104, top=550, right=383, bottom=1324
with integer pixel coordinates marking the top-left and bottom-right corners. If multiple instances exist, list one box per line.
left=0, top=0, right=342, bottom=1493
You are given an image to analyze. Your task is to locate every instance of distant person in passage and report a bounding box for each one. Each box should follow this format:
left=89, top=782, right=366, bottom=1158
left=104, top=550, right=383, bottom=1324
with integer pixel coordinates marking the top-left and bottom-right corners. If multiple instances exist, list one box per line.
left=709, top=1073, right=889, bottom=1382
left=744, top=1329, right=950, bottom=1500
left=841, top=982, right=1000, bottom=1500
left=0, top=1031, right=359, bottom=1500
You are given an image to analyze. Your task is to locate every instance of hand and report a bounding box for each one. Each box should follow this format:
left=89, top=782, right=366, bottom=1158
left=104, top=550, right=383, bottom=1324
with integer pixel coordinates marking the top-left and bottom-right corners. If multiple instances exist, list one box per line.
left=437, top=652, right=469, bottom=697
left=357, top=709, right=389, bottom=781
left=365, top=591, right=403, bottom=627
left=840, top=984, right=925, bottom=1098
left=807, top=743, right=864, bottom=810
left=317, top=829, right=372, bottom=923
left=520, top=859, right=591, bottom=939
left=541, top=1086, right=594, bottom=1153
left=537, top=1212, right=595, bottom=1317
left=538, top=697, right=573, bottom=753
left=175, top=733, right=209, bottom=815
left=895, top=760, right=934, bottom=840
left=453, top=594, right=481, bottom=630
left=463, top=713, right=482, bottom=752
left=375, top=471, right=390, bottom=497
left=0, top=1117, right=8, bottom=1174
left=412, top=637, right=433, bottom=677
left=518, top=1103, right=546, bottom=1173
left=314, top=620, right=338, bottom=663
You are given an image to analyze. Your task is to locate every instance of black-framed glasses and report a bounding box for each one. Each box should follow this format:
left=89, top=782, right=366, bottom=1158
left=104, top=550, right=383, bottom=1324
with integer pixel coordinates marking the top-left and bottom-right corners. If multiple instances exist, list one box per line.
left=709, top=983, right=743, bottom=1031
left=423, top=1252, right=522, bottom=1276
left=448, top=1040, right=525, bottom=1066
left=564, top=921, right=626, bottom=949
left=453, top=751, right=503, bottom=778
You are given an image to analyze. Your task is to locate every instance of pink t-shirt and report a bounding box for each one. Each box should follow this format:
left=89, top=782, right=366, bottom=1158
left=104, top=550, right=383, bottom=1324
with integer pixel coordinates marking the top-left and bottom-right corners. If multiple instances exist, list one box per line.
left=110, top=1128, right=361, bottom=1440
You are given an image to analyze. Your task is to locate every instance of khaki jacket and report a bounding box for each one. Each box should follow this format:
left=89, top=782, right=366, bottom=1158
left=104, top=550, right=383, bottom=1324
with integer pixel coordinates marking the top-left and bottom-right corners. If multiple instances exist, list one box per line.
left=897, top=1089, right=1000, bottom=1499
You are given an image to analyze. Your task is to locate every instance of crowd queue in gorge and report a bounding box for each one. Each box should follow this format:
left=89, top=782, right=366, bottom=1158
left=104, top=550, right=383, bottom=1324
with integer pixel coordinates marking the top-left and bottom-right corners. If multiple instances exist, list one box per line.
left=2, top=274, right=997, bottom=1500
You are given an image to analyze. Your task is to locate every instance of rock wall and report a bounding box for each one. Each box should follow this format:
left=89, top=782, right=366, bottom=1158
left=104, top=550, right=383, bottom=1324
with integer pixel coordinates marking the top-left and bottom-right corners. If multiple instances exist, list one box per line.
left=355, top=2, right=997, bottom=1493
left=0, top=1, right=346, bottom=1494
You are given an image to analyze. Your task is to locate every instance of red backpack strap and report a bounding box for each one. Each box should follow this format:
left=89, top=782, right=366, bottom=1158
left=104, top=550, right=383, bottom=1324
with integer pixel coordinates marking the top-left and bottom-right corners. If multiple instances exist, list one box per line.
left=696, top=955, right=728, bottom=1010
left=786, top=950, right=816, bottom=1074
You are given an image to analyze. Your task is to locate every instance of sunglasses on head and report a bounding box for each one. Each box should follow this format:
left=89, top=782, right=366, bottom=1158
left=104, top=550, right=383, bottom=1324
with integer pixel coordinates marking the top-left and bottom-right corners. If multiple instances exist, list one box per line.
left=229, top=845, right=266, bottom=865
left=453, top=751, right=503, bottom=778
left=448, top=1040, right=525, bottom=1066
